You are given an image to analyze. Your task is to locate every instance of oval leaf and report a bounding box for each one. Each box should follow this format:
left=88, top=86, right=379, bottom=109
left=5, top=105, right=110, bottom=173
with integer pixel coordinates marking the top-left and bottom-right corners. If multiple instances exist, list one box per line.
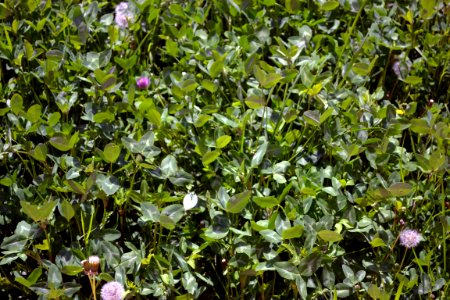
left=317, top=230, right=343, bottom=243
left=226, top=190, right=251, bottom=213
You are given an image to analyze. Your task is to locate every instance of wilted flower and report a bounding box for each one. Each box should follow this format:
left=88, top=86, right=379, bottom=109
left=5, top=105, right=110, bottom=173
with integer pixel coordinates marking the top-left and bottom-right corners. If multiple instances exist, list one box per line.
left=183, top=192, right=198, bottom=210
left=136, top=76, right=150, bottom=89
left=81, top=255, right=100, bottom=276
left=101, top=281, right=125, bottom=300
left=115, top=2, right=134, bottom=28
left=399, top=229, right=421, bottom=248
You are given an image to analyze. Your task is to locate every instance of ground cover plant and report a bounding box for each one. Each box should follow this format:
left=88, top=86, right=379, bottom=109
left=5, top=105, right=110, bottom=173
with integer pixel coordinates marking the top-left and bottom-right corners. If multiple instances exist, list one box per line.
left=0, top=0, right=449, bottom=299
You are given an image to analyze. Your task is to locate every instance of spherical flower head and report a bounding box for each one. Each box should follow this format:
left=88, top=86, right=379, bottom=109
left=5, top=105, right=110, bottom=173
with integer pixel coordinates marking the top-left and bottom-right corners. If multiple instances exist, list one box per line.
left=136, top=76, right=150, bottom=89
left=101, top=281, right=125, bottom=300
left=399, top=229, right=421, bottom=248
left=115, top=2, right=135, bottom=28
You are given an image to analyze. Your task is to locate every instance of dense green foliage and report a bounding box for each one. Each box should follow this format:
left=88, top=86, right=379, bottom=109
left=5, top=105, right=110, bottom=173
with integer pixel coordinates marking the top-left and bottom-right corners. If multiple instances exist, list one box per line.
left=1, top=0, right=449, bottom=299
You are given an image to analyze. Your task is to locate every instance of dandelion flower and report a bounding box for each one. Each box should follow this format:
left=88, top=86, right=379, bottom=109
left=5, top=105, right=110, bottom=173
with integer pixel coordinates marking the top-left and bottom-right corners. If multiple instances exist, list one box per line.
left=101, top=281, right=125, bottom=300
left=136, top=76, right=150, bottom=89
left=399, top=229, right=421, bottom=248
left=183, top=192, right=198, bottom=210
left=115, top=2, right=134, bottom=28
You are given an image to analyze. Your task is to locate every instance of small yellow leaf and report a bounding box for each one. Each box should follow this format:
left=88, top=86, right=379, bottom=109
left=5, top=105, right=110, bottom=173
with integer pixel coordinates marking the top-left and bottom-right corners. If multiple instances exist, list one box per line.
left=35, top=239, right=49, bottom=250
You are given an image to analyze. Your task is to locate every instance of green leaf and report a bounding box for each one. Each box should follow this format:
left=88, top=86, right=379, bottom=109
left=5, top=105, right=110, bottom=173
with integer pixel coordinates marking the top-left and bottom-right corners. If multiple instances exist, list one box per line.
left=166, top=39, right=179, bottom=58
left=317, top=230, right=343, bottom=242
left=403, top=76, right=422, bottom=85
left=320, top=107, right=334, bottom=124
left=370, top=237, right=387, bottom=248
left=10, top=94, right=23, bottom=114
left=261, top=73, right=283, bottom=88
left=48, top=112, right=61, bottom=126
left=103, top=143, right=121, bottom=163
left=20, top=200, right=57, bottom=222
left=114, top=55, right=137, bottom=71
left=352, top=62, right=370, bottom=76
left=205, top=216, right=230, bottom=239
left=0, top=3, right=12, bottom=19
left=202, top=150, right=221, bottom=165
left=251, top=141, right=268, bottom=167
left=161, top=204, right=184, bottom=224
left=285, top=0, right=300, bottom=13
left=31, top=143, right=48, bottom=162
left=15, top=276, right=32, bottom=288
left=368, top=284, right=381, bottom=299
left=27, top=267, right=42, bottom=285
left=96, top=174, right=120, bottom=196
left=24, top=39, right=34, bottom=60
left=209, top=58, right=224, bottom=78
left=66, top=180, right=86, bottom=195
left=306, top=83, right=322, bottom=96
left=387, top=182, right=413, bottom=197
left=49, top=135, right=72, bottom=151
left=253, top=196, right=280, bottom=209
left=48, top=264, right=62, bottom=289
left=410, top=118, right=429, bottom=134
left=226, top=190, right=251, bottom=213
left=275, top=262, right=300, bottom=280
left=93, top=111, right=115, bottom=123
left=61, top=266, right=83, bottom=276
left=298, top=251, right=323, bottom=277
left=201, top=79, right=217, bottom=92
left=245, top=95, right=266, bottom=109
left=282, top=225, right=305, bottom=239
left=216, top=135, right=231, bottom=149
left=0, top=177, right=13, bottom=186
left=420, top=0, right=436, bottom=19
left=321, top=1, right=339, bottom=11
left=161, top=155, right=178, bottom=177
left=303, top=110, right=320, bottom=126
left=181, top=79, right=198, bottom=93
left=99, top=74, right=116, bottom=91
left=194, top=114, right=212, bottom=127
left=141, top=202, right=160, bottom=223
left=260, top=229, right=282, bottom=243
left=146, top=109, right=161, bottom=127
left=59, top=199, right=75, bottom=221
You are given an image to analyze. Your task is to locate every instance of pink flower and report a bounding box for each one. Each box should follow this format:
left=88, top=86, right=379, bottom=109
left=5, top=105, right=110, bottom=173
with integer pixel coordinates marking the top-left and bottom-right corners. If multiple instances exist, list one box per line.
left=101, top=281, right=125, bottom=300
left=136, top=76, right=150, bottom=89
left=115, top=2, right=134, bottom=28
left=399, top=229, right=421, bottom=248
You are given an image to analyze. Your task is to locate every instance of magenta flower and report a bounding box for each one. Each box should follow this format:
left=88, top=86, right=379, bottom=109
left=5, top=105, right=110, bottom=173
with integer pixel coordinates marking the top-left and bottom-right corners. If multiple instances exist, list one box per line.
left=101, top=281, right=125, bottom=300
left=399, top=229, right=421, bottom=248
left=115, top=2, right=134, bottom=28
left=136, top=76, right=150, bottom=89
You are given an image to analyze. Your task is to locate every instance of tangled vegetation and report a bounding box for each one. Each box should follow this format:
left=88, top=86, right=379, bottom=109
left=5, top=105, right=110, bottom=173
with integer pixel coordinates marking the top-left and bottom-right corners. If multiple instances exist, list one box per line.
left=0, top=0, right=449, bottom=299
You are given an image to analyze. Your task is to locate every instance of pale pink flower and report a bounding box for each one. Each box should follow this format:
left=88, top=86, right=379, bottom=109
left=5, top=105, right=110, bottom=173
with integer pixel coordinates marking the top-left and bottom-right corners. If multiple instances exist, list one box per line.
left=399, top=229, right=421, bottom=248
left=101, top=281, right=125, bottom=300
left=115, top=2, right=134, bottom=28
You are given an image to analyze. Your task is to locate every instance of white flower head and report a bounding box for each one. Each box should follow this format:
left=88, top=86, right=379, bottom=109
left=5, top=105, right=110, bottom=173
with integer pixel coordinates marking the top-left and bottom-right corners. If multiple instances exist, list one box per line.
left=183, top=192, right=198, bottom=210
